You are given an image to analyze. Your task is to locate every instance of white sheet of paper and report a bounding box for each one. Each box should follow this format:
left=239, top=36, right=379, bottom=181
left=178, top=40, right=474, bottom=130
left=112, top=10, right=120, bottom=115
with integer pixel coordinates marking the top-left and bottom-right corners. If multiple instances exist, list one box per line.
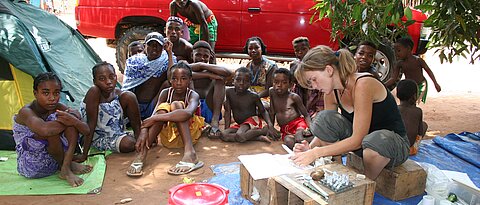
left=441, top=170, right=480, bottom=191
left=238, top=153, right=312, bottom=180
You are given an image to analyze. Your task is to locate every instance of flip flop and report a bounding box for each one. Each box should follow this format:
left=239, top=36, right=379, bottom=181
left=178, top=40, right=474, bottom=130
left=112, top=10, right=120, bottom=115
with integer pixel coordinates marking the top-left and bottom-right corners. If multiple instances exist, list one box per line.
left=167, top=161, right=204, bottom=175
left=126, top=162, right=144, bottom=177
left=208, top=127, right=222, bottom=139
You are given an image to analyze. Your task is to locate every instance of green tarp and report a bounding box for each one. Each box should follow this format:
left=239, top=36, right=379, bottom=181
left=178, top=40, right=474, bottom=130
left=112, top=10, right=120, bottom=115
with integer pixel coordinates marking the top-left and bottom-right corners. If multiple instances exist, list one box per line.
left=0, top=150, right=106, bottom=195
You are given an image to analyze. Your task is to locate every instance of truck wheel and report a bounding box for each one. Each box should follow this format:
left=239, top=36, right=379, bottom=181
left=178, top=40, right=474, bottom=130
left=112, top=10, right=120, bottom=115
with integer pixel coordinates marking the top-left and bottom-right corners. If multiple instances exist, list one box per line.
left=116, top=26, right=158, bottom=74
left=373, top=42, right=401, bottom=90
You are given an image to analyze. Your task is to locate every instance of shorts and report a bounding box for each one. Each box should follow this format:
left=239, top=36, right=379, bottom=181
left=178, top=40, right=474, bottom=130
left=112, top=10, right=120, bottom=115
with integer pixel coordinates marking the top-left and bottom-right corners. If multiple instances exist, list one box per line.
left=139, top=100, right=157, bottom=120
left=310, top=110, right=410, bottom=167
left=229, top=116, right=263, bottom=130
left=188, top=15, right=218, bottom=43
left=280, top=117, right=308, bottom=140
left=199, top=99, right=222, bottom=124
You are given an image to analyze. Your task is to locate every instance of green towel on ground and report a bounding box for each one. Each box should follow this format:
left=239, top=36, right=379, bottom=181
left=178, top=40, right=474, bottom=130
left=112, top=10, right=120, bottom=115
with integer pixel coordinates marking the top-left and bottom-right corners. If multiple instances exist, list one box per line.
left=0, top=150, right=106, bottom=195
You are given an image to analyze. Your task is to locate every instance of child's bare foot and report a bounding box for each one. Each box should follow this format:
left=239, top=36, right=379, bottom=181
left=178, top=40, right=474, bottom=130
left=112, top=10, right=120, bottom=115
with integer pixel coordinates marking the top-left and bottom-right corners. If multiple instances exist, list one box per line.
left=59, top=168, right=84, bottom=187
left=255, top=135, right=272, bottom=143
left=70, top=161, right=93, bottom=175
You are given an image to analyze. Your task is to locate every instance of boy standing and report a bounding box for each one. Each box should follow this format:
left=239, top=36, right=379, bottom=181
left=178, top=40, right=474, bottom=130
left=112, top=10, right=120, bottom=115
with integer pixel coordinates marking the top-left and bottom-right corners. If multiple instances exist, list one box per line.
left=388, top=37, right=441, bottom=103
left=222, top=67, right=278, bottom=143
left=122, top=32, right=175, bottom=120
left=190, top=41, right=231, bottom=138
left=289, top=37, right=324, bottom=116
left=170, top=0, right=217, bottom=49
left=165, top=16, right=193, bottom=63
left=396, top=79, right=428, bottom=155
left=269, top=68, right=312, bottom=149
left=355, top=41, right=380, bottom=79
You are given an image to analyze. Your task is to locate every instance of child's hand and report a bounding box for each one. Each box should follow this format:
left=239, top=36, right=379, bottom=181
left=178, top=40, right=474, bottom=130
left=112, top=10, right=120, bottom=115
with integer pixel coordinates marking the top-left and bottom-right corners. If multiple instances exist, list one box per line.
left=56, top=110, right=79, bottom=126
left=135, top=134, right=148, bottom=153
left=65, top=108, right=81, bottom=119
left=303, top=128, right=312, bottom=137
left=435, top=83, right=441, bottom=92
left=267, top=127, right=280, bottom=140
left=209, top=73, right=224, bottom=81
left=141, top=116, right=157, bottom=128
left=164, top=39, right=173, bottom=54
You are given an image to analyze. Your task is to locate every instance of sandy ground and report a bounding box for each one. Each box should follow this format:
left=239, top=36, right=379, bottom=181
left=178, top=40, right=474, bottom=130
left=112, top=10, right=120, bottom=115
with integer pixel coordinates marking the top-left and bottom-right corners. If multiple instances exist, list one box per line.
left=1, top=13, right=479, bottom=205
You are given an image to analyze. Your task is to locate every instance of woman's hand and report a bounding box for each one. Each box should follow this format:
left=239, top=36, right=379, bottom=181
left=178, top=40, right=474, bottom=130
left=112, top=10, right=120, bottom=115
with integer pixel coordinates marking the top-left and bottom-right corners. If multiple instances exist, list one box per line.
left=289, top=149, right=318, bottom=167
left=293, top=140, right=310, bottom=153
left=56, top=110, right=79, bottom=127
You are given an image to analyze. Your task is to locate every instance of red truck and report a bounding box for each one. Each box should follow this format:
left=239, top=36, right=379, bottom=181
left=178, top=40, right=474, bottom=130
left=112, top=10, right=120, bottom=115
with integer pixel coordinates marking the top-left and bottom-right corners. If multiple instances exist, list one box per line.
left=75, top=0, right=429, bottom=82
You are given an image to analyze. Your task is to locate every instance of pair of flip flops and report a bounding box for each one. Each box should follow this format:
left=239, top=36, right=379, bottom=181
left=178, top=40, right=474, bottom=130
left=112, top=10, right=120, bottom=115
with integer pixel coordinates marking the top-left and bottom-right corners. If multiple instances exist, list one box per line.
left=167, top=161, right=204, bottom=175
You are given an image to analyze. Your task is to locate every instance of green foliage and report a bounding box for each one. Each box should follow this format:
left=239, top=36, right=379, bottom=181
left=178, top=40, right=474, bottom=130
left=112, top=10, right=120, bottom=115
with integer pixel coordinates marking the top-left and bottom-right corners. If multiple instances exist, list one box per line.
left=416, top=0, right=480, bottom=64
left=310, top=0, right=413, bottom=48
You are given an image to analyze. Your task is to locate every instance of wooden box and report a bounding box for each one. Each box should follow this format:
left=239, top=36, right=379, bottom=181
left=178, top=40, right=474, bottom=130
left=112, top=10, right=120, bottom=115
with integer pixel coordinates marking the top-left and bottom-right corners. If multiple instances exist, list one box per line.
left=346, top=152, right=427, bottom=201
left=241, top=163, right=375, bottom=205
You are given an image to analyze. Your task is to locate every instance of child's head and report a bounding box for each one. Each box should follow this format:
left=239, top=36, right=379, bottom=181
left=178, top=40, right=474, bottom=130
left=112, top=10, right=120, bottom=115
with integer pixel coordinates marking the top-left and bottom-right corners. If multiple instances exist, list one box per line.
left=396, top=79, right=418, bottom=104
left=192, top=40, right=213, bottom=63
left=273, top=68, right=292, bottom=95
left=128, top=41, right=144, bottom=57
left=233, top=67, right=252, bottom=93
left=169, top=61, right=192, bottom=92
left=394, top=37, right=414, bottom=60
left=166, top=16, right=184, bottom=43
left=244, top=36, right=267, bottom=59
left=92, top=61, right=117, bottom=93
left=355, top=41, right=377, bottom=72
left=33, top=72, right=62, bottom=110
left=292, top=37, right=310, bottom=60
left=144, top=32, right=165, bottom=61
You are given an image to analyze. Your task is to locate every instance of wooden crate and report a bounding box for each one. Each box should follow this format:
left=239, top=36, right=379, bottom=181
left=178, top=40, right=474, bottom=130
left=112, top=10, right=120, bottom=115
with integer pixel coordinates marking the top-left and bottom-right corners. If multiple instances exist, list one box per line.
left=346, top=153, right=427, bottom=201
left=241, top=163, right=375, bottom=205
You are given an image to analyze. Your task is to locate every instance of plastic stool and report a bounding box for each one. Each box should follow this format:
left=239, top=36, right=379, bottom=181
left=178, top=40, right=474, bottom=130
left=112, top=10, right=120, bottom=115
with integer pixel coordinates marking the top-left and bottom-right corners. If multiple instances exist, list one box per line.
left=169, top=183, right=229, bottom=205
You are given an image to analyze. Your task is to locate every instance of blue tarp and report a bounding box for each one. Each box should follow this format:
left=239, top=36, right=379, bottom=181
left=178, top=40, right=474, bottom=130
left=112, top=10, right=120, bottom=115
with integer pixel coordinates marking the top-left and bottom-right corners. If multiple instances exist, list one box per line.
left=208, top=132, right=480, bottom=205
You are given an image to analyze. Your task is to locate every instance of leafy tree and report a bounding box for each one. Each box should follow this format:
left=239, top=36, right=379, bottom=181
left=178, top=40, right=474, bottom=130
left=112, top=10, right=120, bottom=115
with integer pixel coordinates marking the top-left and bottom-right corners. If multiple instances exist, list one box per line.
left=416, top=0, right=480, bottom=64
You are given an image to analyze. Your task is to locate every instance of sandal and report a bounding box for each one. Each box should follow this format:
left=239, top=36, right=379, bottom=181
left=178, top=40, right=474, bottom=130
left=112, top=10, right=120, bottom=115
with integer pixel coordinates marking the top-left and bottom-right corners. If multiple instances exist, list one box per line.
left=167, top=161, right=204, bottom=175
left=126, top=162, right=144, bottom=177
left=208, top=127, right=222, bottom=139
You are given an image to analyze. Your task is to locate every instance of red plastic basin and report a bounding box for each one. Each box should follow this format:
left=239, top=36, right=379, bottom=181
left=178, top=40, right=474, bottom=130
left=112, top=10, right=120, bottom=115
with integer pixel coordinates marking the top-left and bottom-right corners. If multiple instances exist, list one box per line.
left=169, top=183, right=229, bottom=205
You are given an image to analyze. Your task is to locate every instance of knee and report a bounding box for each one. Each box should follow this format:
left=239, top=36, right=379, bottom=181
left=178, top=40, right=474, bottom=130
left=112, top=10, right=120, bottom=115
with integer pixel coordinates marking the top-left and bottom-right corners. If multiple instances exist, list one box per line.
left=119, top=136, right=136, bottom=153
left=363, top=148, right=381, bottom=159
left=120, top=91, right=138, bottom=107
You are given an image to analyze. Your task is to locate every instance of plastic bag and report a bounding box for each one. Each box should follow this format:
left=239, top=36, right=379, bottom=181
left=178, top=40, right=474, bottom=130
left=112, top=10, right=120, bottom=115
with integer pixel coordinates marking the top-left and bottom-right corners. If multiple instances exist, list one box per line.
left=417, top=162, right=450, bottom=204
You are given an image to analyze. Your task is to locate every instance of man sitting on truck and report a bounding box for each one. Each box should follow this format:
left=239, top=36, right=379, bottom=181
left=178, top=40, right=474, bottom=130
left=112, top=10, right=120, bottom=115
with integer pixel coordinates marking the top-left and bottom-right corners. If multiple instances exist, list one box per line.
left=170, top=0, right=217, bottom=50
left=122, top=32, right=176, bottom=120
left=166, top=16, right=193, bottom=63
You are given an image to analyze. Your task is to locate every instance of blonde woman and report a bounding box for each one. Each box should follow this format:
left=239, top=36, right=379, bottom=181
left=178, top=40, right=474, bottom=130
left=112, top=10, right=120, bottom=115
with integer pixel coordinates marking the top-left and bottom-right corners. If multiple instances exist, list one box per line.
left=291, top=45, right=409, bottom=180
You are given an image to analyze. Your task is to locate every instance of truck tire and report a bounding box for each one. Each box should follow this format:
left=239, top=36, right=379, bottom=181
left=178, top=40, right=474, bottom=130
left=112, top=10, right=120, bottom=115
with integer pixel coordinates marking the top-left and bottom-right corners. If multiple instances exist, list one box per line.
left=373, top=42, right=401, bottom=90
left=116, top=26, right=158, bottom=74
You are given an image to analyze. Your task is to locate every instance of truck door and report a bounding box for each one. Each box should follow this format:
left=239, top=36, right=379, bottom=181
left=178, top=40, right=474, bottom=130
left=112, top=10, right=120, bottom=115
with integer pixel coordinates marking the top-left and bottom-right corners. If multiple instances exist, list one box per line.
left=203, top=0, right=243, bottom=53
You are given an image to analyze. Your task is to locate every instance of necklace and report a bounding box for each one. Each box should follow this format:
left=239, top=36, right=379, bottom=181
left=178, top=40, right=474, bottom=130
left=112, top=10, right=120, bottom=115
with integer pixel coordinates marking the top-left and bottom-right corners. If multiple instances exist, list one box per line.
left=340, top=78, right=349, bottom=98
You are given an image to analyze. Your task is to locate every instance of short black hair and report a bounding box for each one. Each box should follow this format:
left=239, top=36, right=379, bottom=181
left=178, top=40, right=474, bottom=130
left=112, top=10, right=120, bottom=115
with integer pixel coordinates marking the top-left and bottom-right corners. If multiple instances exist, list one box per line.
left=274, top=67, right=292, bottom=82
left=243, top=36, right=267, bottom=54
left=358, top=41, right=378, bottom=50
left=396, top=37, right=414, bottom=49
left=128, top=41, right=143, bottom=49
left=235, top=66, right=252, bottom=79
left=396, top=79, right=418, bottom=101
left=170, top=60, right=193, bottom=78
left=292, top=37, right=310, bottom=46
left=193, top=40, right=213, bottom=53
left=92, top=61, right=115, bottom=79
left=33, top=72, right=62, bottom=90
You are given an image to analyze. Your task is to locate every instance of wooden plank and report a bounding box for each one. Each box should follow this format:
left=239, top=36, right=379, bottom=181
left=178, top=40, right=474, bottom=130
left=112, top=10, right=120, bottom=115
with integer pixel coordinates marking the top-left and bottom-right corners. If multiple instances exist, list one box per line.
left=240, top=164, right=251, bottom=199
left=275, top=175, right=327, bottom=205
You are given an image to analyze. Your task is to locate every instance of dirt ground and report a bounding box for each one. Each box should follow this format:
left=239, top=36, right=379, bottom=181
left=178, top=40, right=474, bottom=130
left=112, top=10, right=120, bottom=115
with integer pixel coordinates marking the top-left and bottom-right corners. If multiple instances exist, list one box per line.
left=2, top=13, right=479, bottom=205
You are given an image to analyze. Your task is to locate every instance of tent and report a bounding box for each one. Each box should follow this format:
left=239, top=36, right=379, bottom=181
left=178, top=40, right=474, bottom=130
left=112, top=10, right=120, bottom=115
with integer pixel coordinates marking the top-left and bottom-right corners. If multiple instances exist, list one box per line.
left=0, top=0, right=102, bottom=150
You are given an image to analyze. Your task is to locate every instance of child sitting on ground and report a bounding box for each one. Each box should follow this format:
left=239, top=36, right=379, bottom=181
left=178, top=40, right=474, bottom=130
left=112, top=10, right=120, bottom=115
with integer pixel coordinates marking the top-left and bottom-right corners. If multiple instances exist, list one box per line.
left=396, top=79, right=428, bottom=155
left=78, top=62, right=142, bottom=162
left=127, top=61, right=205, bottom=176
left=13, top=72, right=92, bottom=187
left=128, top=41, right=145, bottom=58
left=269, top=68, right=313, bottom=149
left=289, top=37, right=324, bottom=116
left=387, top=37, right=441, bottom=103
left=221, top=67, right=278, bottom=143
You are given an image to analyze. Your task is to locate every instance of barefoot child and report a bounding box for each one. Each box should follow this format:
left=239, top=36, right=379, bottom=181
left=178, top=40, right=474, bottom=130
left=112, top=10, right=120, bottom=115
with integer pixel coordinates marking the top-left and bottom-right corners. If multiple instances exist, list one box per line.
left=13, top=72, right=92, bottom=187
left=396, top=79, right=428, bottom=155
left=78, top=62, right=142, bottom=162
left=127, top=61, right=204, bottom=176
left=221, top=67, right=278, bottom=143
left=269, top=68, right=313, bottom=149
left=388, top=37, right=441, bottom=103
